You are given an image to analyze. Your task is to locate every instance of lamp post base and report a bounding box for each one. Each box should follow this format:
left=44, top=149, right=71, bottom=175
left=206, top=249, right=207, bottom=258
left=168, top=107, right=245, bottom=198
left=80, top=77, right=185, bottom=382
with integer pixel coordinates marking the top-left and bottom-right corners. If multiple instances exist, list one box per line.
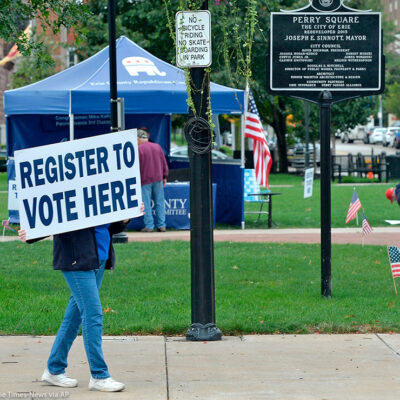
left=112, top=232, right=128, bottom=244
left=186, top=323, right=222, bottom=341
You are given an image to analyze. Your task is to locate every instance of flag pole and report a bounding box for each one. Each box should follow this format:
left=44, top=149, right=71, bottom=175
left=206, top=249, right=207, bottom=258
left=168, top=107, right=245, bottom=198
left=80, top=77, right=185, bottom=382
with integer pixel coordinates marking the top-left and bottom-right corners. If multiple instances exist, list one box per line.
left=361, top=207, right=364, bottom=246
left=354, top=187, right=359, bottom=225
left=241, top=82, right=249, bottom=170
left=240, top=82, right=249, bottom=230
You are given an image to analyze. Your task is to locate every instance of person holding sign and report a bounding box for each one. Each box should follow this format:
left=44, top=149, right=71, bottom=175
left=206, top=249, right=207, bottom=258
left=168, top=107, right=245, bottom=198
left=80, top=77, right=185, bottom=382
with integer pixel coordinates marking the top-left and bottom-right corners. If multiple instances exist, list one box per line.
left=18, top=218, right=139, bottom=391
left=14, top=130, right=144, bottom=392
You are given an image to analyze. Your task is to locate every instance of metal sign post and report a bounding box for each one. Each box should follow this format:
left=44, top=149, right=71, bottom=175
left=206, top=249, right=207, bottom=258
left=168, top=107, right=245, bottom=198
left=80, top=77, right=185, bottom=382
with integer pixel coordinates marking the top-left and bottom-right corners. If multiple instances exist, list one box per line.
left=108, top=0, right=128, bottom=244
left=267, top=0, right=385, bottom=298
left=177, top=2, right=221, bottom=341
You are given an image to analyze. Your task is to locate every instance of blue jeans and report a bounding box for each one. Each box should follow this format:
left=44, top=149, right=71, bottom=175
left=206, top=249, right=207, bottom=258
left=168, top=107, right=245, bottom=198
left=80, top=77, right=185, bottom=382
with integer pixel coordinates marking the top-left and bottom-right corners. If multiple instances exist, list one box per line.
left=47, top=261, right=110, bottom=379
left=142, top=181, right=166, bottom=229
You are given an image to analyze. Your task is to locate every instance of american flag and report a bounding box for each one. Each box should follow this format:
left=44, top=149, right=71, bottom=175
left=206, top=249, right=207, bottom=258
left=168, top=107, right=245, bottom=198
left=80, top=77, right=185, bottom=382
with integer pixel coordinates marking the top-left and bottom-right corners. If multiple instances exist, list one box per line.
left=245, top=90, right=272, bottom=189
left=362, top=211, right=373, bottom=236
left=388, top=246, right=400, bottom=278
left=345, top=189, right=362, bottom=224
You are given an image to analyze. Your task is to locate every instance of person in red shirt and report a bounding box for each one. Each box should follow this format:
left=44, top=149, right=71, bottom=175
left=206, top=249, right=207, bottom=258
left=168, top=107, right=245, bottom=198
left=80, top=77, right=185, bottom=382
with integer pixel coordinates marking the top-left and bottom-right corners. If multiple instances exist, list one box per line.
left=137, top=129, right=169, bottom=232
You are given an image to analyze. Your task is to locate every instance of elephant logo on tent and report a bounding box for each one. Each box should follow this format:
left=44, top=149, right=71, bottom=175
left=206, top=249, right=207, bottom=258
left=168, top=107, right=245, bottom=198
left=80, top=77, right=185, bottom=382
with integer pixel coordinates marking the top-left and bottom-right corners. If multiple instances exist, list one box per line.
left=122, top=57, right=166, bottom=77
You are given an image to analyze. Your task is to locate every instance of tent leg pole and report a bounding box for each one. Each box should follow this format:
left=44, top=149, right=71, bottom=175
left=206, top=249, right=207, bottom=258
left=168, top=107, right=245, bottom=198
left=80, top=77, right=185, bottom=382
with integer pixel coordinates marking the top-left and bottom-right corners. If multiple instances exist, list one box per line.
left=69, top=114, right=74, bottom=141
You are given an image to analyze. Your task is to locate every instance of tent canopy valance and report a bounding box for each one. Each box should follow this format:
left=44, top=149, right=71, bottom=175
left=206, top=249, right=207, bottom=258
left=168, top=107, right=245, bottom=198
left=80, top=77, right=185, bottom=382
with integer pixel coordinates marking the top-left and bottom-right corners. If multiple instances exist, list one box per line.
left=4, top=36, right=244, bottom=115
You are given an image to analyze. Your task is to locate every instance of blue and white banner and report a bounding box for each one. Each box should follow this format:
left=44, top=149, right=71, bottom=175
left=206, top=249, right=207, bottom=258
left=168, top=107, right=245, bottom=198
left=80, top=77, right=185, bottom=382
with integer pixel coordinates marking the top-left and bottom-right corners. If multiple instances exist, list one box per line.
left=14, top=129, right=142, bottom=240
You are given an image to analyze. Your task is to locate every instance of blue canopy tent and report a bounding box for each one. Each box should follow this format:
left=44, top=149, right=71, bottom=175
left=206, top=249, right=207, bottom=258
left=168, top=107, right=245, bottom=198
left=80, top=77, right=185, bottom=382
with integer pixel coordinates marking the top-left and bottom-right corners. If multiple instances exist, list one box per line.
left=5, top=36, right=245, bottom=225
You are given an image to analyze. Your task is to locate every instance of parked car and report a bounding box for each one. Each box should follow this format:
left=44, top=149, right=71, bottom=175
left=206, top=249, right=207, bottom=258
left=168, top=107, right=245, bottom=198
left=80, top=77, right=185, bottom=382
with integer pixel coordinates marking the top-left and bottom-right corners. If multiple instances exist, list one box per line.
left=363, top=126, right=376, bottom=144
left=340, top=125, right=366, bottom=143
left=369, top=127, right=387, bottom=144
left=0, top=150, right=7, bottom=172
left=222, top=130, right=232, bottom=146
left=383, top=127, right=400, bottom=147
left=170, top=146, right=229, bottom=160
left=287, top=142, right=320, bottom=168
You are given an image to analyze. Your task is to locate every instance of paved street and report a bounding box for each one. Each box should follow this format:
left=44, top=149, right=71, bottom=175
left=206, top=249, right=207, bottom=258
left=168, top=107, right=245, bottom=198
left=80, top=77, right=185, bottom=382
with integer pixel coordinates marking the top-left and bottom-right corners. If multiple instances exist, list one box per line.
left=335, top=138, right=398, bottom=156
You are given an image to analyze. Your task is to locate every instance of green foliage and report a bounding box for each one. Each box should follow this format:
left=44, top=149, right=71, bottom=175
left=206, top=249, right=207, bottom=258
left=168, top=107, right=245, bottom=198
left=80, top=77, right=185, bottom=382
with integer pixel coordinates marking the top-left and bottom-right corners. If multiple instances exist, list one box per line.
left=0, top=0, right=88, bottom=66
left=385, top=82, right=400, bottom=120
left=9, top=34, right=55, bottom=89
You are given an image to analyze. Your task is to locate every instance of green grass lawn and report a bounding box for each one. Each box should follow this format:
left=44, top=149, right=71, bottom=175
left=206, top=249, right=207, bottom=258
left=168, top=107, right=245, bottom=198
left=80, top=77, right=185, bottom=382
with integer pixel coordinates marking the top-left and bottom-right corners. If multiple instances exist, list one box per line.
left=244, top=173, right=398, bottom=229
left=1, top=240, right=399, bottom=335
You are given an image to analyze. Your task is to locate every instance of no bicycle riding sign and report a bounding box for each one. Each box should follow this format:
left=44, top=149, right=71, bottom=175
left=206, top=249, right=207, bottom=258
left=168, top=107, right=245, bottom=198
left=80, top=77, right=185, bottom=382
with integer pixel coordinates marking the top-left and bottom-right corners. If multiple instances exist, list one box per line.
left=14, top=129, right=143, bottom=240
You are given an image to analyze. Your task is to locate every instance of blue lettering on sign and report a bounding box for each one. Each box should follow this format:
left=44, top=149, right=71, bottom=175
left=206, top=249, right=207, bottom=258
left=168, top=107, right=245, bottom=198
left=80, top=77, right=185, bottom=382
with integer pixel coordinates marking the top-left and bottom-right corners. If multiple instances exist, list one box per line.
left=123, top=142, right=135, bottom=168
left=126, top=177, right=138, bottom=208
left=98, top=183, right=111, bottom=214
left=22, top=190, right=79, bottom=228
left=83, top=186, right=98, bottom=217
left=65, top=190, right=78, bottom=221
left=82, top=178, right=138, bottom=218
left=23, top=197, right=37, bottom=228
left=38, top=195, right=53, bottom=226
left=111, top=181, right=125, bottom=211
left=85, top=148, right=96, bottom=176
left=64, top=153, right=76, bottom=180
left=113, top=143, right=122, bottom=170
left=20, top=161, right=33, bottom=189
left=33, top=159, right=45, bottom=186
left=45, top=157, right=58, bottom=184
left=74, top=151, right=85, bottom=178
left=97, top=147, right=109, bottom=173
left=53, top=192, right=64, bottom=222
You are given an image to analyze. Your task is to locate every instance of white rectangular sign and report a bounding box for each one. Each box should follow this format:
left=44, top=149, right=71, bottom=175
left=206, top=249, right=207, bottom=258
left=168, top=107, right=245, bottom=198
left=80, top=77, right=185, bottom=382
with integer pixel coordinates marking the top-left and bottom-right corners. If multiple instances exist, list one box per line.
left=304, top=167, right=314, bottom=199
left=14, top=129, right=142, bottom=240
left=176, top=10, right=211, bottom=68
left=8, top=179, right=18, bottom=210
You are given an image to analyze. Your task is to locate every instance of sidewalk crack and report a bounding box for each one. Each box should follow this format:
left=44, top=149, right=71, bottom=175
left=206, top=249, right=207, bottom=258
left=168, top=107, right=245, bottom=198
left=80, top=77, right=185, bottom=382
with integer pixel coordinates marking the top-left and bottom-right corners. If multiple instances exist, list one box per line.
left=164, top=336, right=170, bottom=400
left=376, top=334, right=400, bottom=358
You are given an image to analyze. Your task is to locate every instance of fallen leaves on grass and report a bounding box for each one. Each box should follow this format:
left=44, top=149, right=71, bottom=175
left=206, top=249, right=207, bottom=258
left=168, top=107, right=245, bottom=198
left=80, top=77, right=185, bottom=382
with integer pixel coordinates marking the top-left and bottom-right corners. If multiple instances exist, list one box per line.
left=103, top=308, right=117, bottom=314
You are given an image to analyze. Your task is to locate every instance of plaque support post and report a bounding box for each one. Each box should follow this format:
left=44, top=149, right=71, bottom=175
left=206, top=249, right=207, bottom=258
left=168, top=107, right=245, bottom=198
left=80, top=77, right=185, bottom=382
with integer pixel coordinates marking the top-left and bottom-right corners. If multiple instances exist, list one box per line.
left=319, top=91, right=332, bottom=298
left=185, top=0, right=222, bottom=342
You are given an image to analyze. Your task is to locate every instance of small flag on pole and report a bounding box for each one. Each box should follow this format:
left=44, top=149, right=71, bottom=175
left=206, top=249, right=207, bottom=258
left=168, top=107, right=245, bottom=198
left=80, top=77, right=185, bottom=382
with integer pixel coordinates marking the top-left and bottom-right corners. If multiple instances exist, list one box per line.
left=361, top=211, right=373, bottom=236
left=345, top=189, right=362, bottom=224
left=387, top=246, right=400, bottom=295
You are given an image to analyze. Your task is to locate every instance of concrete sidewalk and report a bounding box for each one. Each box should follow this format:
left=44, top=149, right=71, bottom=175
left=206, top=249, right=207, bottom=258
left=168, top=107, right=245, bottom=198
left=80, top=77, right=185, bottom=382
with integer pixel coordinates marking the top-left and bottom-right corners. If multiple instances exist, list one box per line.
left=2, top=334, right=400, bottom=399
left=4, top=227, right=400, bottom=246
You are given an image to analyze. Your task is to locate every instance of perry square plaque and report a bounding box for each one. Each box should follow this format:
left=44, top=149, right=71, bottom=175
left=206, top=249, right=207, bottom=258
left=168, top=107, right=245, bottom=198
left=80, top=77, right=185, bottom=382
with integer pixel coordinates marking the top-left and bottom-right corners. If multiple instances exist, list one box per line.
left=267, top=0, right=384, bottom=102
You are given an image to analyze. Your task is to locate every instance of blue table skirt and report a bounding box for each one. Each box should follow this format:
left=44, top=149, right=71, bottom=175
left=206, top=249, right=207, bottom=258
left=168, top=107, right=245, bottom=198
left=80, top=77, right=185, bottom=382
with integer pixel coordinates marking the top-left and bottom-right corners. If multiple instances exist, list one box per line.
left=128, top=182, right=216, bottom=230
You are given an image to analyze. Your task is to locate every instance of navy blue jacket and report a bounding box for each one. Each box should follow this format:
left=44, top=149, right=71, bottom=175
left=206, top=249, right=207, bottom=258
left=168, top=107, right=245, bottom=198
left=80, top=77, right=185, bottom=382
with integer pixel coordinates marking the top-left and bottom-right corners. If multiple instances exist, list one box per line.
left=28, top=221, right=128, bottom=271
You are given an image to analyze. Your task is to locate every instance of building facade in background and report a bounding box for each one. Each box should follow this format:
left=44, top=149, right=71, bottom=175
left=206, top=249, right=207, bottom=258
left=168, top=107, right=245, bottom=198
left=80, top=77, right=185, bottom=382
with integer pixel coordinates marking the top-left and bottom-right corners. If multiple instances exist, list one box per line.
left=381, top=0, right=400, bottom=53
left=0, top=17, right=77, bottom=142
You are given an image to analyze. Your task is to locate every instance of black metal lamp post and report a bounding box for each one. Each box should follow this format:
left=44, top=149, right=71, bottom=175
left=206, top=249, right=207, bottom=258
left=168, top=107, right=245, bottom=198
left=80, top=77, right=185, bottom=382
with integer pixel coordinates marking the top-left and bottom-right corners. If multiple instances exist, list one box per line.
left=185, top=0, right=222, bottom=341
left=108, top=0, right=128, bottom=243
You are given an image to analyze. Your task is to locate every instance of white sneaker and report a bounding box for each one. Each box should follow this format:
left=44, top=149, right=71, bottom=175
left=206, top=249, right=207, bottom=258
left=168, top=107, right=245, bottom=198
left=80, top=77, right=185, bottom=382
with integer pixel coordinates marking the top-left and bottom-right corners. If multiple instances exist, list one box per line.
left=89, top=377, right=125, bottom=392
left=41, top=368, right=78, bottom=388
